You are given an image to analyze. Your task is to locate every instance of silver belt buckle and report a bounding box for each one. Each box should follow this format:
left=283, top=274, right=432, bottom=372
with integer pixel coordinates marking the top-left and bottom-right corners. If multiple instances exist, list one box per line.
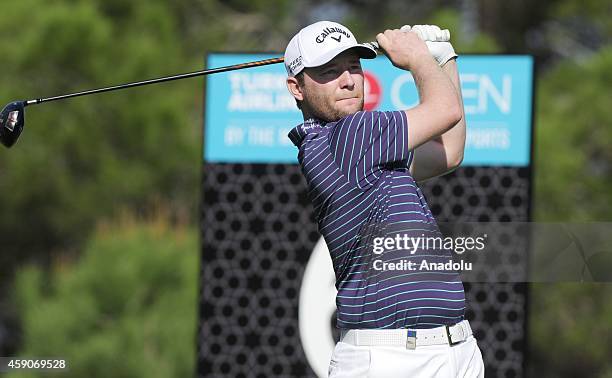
left=406, top=330, right=417, bottom=350
left=445, top=324, right=462, bottom=346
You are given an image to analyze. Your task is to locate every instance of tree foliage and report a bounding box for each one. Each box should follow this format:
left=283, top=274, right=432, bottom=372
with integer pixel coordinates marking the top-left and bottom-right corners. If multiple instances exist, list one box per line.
left=529, top=283, right=612, bottom=378
left=529, top=38, right=612, bottom=378
left=8, top=219, right=198, bottom=378
left=0, top=0, right=200, bottom=264
left=534, top=47, right=612, bottom=221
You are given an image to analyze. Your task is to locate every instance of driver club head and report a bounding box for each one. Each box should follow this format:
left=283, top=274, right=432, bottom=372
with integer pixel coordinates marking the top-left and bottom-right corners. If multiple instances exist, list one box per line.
left=0, top=101, right=26, bottom=148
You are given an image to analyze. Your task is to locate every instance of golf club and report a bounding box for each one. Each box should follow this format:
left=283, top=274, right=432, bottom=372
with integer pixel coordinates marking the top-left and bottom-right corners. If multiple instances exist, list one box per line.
left=0, top=57, right=285, bottom=148
left=0, top=28, right=450, bottom=149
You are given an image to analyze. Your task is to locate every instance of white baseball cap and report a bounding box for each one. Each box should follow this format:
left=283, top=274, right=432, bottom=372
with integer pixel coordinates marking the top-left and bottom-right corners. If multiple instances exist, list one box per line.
left=284, top=21, right=377, bottom=77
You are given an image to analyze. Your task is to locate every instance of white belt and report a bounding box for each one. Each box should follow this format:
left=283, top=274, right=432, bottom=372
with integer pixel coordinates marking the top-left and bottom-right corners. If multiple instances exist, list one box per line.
left=340, top=320, right=472, bottom=349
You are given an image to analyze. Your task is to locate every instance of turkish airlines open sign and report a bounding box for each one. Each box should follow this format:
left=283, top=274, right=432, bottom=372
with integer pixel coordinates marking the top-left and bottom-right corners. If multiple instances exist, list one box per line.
left=204, top=54, right=533, bottom=166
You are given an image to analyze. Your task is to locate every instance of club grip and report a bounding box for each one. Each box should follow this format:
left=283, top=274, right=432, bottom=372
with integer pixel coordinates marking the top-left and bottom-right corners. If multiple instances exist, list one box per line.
left=363, top=27, right=451, bottom=52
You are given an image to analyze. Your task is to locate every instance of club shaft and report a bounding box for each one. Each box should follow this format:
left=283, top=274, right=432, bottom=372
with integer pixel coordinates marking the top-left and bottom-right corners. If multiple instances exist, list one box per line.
left=22, top=29, right=455, bottom=107
left=25, top=57, right=285, bottom=106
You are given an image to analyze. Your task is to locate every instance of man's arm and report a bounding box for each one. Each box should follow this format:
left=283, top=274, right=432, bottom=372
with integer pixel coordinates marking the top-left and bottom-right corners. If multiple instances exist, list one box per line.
left=376, top=29, right=462, bottom=152
left=410, top=58, right=466, bottom=182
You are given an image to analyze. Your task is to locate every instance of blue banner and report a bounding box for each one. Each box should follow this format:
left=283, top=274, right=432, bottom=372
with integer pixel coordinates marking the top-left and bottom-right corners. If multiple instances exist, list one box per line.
left=204, top=54, right=533, bottom=166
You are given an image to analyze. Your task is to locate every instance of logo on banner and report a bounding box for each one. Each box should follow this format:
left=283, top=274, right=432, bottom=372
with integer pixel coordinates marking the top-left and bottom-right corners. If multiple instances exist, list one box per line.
left=364, top=71, right=382, bottom=111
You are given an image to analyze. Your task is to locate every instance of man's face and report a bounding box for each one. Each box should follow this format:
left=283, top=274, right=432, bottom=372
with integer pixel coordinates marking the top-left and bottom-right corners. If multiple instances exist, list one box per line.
left=297, top=50, right=364, bottom=122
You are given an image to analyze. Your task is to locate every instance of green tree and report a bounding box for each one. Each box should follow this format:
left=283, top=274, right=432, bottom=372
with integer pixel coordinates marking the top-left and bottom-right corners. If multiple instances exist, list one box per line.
left=0, top=0, right=296, bottom=276
left=9, top=218, right=198, bottom=378
left=534, top=47, right=612, bottom=221
left=529, top=283, right=612, bottom=377
left=0, top=0, right=200, bottom=277
left=425, top=8, right=501, bottom=53
left=553, top=0, right=612, bottom=36
left=530, top=45, right=612, bottom=377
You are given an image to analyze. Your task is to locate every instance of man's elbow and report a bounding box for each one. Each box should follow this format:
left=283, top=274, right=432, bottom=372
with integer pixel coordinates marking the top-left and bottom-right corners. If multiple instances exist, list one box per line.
left=451, top=154, right=464, bottom=169
left=448, top=151, right=464, bottom=171
left=438, top=100, right=462, bottom=133
left=446, top=102, right=462, bottom=129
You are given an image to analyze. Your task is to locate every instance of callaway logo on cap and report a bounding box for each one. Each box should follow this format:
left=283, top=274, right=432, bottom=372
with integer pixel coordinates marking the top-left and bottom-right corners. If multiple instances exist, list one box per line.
left=284, top=21, right=377, bottom=76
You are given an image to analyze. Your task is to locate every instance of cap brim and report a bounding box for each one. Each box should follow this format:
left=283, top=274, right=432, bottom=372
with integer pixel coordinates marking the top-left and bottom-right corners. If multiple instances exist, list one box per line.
left=304, top=43, right=377, bottom=69
left=353, top=44, right=378, bottom=59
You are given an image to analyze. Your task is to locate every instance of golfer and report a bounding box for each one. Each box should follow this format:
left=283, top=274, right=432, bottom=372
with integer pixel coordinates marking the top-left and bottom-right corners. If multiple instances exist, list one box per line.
left=285, top=21, right=484, bottom=377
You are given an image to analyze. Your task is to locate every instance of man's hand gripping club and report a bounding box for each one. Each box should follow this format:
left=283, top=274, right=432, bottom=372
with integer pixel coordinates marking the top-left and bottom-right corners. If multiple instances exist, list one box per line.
left=401, top=25, right=458, bottom=66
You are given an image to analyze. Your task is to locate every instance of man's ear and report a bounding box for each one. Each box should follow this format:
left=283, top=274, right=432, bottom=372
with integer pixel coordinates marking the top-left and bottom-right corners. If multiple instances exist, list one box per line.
left=287, top=76, right=304, bottom=101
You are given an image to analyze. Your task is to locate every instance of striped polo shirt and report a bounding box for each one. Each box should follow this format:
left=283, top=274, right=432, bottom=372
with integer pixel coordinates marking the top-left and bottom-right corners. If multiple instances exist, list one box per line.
left=289, top=110, right=466, bottom=329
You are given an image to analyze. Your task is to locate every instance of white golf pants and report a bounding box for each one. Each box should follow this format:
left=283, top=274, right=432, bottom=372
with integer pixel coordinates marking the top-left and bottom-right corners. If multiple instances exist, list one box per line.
left=328, top=334, right=485, bottom=377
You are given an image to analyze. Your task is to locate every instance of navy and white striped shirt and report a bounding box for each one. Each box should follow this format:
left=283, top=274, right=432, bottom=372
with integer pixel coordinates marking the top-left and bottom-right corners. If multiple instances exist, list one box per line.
left=289, top=110, right=466, bottom=329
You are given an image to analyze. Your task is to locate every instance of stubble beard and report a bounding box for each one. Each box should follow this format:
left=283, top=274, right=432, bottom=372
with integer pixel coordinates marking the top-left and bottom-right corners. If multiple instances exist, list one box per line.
left=302, top=90, right=364, bottom=122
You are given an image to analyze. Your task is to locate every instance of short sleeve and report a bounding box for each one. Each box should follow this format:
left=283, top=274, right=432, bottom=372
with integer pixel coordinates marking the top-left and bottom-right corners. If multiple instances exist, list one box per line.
left=329, top=110, right=413, bottom=188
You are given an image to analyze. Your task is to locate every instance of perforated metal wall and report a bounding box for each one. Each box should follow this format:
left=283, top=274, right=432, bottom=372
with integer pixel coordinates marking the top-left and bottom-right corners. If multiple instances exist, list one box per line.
left=198, top=164, right=531, bottom=378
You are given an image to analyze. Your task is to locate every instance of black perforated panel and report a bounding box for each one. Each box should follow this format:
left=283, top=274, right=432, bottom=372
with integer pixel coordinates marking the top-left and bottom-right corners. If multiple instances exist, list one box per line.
left=198, top=164, right=531, bottom=378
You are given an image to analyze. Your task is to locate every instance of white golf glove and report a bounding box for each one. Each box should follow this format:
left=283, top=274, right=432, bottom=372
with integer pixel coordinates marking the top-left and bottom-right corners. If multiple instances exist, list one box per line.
left=401, top=24, right=458, bottom=66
